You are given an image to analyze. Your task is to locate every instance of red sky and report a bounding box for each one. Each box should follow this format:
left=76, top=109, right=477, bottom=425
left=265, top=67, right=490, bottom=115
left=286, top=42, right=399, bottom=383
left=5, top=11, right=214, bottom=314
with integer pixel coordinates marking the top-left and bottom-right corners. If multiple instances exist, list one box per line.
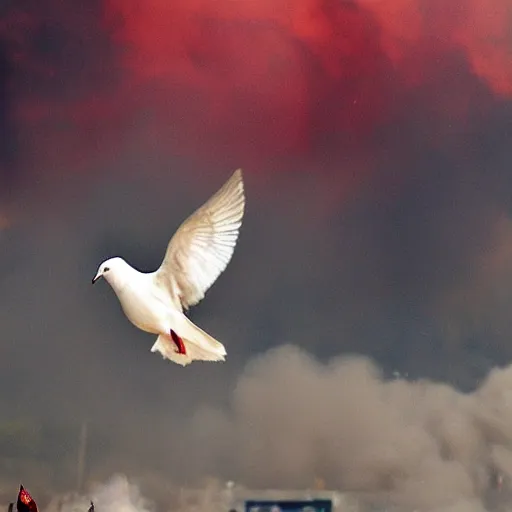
left=1, top=0, right=511, bottom=187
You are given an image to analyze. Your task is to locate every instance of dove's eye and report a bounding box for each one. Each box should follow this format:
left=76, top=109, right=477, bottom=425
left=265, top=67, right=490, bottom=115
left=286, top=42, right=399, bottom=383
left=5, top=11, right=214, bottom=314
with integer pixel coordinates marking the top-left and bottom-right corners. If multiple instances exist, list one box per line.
left=104, top=267, right=110, bottom=273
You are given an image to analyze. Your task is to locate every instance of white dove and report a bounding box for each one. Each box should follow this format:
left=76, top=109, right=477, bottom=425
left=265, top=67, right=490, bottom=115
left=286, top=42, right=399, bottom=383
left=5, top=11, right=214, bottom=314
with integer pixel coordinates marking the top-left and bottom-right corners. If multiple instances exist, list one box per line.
left=92, top=169, right=245, bottom=366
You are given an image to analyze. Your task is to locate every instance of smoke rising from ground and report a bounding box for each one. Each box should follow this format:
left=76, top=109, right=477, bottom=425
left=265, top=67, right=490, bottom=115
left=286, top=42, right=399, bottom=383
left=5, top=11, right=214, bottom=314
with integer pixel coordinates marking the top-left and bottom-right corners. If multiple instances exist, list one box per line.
left=54, top=475, right=153, bottom=512
left=24, top=347, right=512, bottom=512
left=156, top=345, right=512, bottom=511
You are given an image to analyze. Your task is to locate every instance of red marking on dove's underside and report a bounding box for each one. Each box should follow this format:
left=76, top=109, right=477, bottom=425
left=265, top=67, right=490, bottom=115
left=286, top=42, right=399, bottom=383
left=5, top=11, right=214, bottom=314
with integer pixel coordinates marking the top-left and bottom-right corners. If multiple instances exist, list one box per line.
left=170, top=329, right=186, bottom=355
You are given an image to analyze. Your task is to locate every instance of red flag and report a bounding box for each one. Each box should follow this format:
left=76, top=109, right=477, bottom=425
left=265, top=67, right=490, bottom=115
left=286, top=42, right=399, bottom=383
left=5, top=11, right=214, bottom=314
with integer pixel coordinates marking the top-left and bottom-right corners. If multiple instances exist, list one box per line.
left=16, top=485, right=38, bottom=512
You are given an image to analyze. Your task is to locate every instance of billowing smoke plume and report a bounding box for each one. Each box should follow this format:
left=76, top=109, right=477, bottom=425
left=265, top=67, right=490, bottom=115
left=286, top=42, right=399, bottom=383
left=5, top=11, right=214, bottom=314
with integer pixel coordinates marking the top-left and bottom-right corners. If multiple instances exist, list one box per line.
left=143, top=346, right=512, bottom=511
left=37, top=347, right=512, bottom=512
left=51, top=475, right=153, bottom=512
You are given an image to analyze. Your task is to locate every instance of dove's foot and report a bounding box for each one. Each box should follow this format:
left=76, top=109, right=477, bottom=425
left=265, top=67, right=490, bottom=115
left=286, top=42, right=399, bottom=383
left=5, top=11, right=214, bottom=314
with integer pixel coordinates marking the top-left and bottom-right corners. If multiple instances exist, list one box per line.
left=170, top=329, right=187, bottom=355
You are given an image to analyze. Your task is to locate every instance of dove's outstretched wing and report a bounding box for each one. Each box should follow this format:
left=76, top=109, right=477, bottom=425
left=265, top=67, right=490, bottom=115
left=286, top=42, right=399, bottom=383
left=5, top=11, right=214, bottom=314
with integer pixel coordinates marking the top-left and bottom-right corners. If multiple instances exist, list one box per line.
left=155, top=169, right=245, bottom=311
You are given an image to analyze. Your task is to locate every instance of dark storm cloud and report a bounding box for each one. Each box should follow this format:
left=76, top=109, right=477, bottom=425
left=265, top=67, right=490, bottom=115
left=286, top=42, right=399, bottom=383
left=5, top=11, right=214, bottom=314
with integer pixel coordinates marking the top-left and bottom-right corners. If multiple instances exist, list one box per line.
left=0, top=0, right=121, bottom=192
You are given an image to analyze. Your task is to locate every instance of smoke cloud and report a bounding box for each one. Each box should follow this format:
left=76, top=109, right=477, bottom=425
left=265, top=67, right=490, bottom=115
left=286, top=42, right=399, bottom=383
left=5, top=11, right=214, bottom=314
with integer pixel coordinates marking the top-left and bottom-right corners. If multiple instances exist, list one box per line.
left=57, top=346, right=512, bottom=512
left=25, top=348, right=512, bottom=512
left=53, top=475, right=153, bottom=512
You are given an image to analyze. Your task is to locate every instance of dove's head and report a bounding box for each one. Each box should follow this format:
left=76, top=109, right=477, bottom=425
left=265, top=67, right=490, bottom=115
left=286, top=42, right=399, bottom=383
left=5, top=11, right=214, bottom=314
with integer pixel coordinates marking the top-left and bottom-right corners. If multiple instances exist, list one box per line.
left=92, top=257, right=131, bottom=289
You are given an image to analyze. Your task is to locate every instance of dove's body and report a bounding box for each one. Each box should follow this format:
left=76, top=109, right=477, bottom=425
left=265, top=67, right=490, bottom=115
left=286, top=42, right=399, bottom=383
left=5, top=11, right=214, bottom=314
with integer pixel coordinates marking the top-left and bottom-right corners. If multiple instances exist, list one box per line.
left=93, top=169, right=245, bottom=366
left=111, top=266, right=174, bottom=334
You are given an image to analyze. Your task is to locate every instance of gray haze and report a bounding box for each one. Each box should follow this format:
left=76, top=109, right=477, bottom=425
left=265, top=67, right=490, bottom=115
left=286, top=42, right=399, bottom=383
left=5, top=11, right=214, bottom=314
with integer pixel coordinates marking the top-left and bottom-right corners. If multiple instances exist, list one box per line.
left=2, top=148, right=512, bottom=510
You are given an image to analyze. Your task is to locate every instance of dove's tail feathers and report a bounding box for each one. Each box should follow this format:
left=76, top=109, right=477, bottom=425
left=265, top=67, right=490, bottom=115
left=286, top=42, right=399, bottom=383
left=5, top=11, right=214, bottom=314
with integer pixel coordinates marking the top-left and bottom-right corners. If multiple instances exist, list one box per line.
left=178, top=315, right=227, bottom=354
left=151, top=316, right=227, bottom=367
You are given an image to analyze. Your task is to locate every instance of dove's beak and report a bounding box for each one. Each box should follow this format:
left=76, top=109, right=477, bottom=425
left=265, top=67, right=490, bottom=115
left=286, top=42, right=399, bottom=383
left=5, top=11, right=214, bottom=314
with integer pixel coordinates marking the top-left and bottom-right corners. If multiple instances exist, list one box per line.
left=92, top=273, right=102, bottom=284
